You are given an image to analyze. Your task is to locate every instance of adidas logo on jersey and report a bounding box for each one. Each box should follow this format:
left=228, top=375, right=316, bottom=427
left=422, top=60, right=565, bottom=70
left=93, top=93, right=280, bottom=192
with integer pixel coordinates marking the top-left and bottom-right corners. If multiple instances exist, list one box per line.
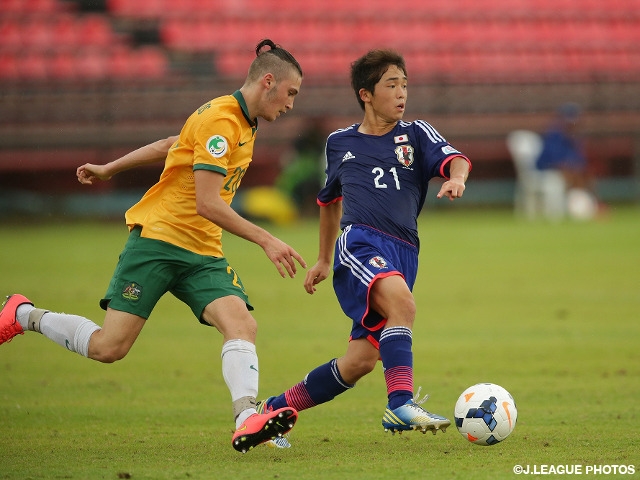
left=342, top=151, right=355, bottom=162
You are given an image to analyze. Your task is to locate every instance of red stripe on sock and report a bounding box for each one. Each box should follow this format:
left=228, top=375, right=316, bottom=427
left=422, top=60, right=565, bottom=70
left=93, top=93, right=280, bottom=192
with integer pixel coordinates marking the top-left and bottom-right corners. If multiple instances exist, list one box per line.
left=284, top=382, right=316, bottom=411
left=384, top=366, right=413, bottom=395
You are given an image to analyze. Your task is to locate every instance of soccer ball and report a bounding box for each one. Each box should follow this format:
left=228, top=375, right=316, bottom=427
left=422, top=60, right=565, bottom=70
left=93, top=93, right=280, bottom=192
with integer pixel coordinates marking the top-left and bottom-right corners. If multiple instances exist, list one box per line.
left=567, top=188, right=597, bottom=221
left=454, top=383, right=517, bottom=446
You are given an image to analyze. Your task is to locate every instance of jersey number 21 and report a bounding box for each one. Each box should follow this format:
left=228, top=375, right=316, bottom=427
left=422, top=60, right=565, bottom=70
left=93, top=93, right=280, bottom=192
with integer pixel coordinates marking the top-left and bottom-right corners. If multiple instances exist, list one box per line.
left=372, top=167, right=400, bottom=190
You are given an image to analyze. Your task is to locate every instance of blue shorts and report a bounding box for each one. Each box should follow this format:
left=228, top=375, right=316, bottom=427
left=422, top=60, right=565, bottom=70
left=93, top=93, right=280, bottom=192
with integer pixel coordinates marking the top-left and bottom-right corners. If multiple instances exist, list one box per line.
left=332, top=224, right=418, bottom=348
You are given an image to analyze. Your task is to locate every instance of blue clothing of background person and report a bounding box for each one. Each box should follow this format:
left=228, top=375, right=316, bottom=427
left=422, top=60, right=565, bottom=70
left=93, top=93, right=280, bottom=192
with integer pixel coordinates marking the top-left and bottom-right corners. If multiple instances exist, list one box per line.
left=536, top=103, right=586, bottom=173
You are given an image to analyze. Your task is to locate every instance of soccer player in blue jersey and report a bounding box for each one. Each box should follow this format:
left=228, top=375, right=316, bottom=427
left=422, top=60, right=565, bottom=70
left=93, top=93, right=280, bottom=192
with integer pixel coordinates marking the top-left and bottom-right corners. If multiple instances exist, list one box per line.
left=258, top=49, right=471, bottom=445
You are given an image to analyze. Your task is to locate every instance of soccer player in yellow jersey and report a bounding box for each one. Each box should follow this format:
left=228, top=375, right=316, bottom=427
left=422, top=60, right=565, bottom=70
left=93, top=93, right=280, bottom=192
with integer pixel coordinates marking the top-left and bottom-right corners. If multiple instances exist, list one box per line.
left=0, top=39, right=305, bottom=453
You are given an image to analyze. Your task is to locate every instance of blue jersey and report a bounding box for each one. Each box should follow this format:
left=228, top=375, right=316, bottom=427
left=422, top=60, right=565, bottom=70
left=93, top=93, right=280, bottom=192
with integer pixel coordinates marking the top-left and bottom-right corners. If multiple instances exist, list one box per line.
left=536, top=127, right=586, bottom=172
left=318, top=120, right=470, bottom=249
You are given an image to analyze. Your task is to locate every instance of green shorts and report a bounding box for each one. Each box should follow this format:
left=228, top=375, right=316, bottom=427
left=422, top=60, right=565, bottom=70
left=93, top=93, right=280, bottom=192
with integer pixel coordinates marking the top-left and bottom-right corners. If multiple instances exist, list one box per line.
left=101, top=226, right=253, bottom=323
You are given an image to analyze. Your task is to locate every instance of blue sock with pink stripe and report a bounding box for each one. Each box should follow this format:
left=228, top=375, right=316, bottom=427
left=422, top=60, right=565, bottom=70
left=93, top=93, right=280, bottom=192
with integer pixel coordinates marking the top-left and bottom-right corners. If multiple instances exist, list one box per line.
left=380, top=326, right=414, bottom=409
left=267, top=358, right=353, bottom=412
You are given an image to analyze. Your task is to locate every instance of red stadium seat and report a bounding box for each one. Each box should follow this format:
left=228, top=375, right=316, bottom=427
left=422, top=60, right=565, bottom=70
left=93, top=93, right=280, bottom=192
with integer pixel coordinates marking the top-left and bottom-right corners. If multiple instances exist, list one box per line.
left=21, top=19, right=54, bottom=52
left=52, top=15, right=80, bottom=50
left=189, top=18, right=219, bottom=53
left=106, top=0, right=164, bottom=18
left=77, top=15, right=115, bottom=48
left=106, top=46, right=168, bottom=80
left=159, top=19, right=185, bottom=50
left=0, top=52, right=20, bottom=80
left=75, top=49, right=109, bottom=80
left=0, top=0, right=57, bottom=14
left=48, top=50, right=77, bottom=80
left=18, top=51, right=48, bottom=80
left=216, top=49, right=254, bottom=78
left=133, top=46, right=168, bottom=78
left=0, top=19, right=22, bottom=51
left=107, top=47, right=134, bottom=79
left=0, top=0, right=24, bottom=14
left=25, top=0, right=59, bottom=13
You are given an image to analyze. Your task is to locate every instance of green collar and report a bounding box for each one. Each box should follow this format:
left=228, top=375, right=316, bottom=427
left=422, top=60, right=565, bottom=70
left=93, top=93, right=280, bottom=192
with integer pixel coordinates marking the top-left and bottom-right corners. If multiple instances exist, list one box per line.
left=232, top=90, right=258, bottom=132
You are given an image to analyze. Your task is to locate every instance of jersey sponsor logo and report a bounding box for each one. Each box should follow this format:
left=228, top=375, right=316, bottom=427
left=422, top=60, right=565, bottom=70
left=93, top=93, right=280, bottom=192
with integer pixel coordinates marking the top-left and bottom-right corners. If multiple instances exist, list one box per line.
left=342, top=151, right=356, bottom=162
left=441, top=145, right=460, bottom=155
left=394, top=134, right=409, bottom=143
left=207, top=135, right=228, bottom=158
left=369, top=256, right=388, bottom=269
left=122, top=282, right=142, bottom=302
left=395, top=144, right=414, bottom=167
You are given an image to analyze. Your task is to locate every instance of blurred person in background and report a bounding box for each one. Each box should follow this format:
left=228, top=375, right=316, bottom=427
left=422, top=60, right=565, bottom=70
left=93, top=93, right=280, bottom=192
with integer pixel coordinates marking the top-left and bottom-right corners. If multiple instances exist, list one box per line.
left=256, top=49, right=471, bottom=446
left=0, top=39, right=305, bottom=454
left=275, top=117, right=328, bottom=216
left=536, top=102, right=604, bottom=220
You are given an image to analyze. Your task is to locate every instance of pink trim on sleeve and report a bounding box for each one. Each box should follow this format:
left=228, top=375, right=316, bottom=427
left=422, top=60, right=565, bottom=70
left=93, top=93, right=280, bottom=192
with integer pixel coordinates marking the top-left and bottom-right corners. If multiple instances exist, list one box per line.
left=317, top=196, right=343, bottom=207
left=440, top=155, right=472, bottom=179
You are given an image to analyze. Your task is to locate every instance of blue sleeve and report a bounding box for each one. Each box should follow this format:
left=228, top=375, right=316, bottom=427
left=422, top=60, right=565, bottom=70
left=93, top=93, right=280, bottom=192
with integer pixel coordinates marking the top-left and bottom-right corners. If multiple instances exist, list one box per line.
left=317, top=138, right=342, bottom=205
left=413, top=120, right=466, bottom=179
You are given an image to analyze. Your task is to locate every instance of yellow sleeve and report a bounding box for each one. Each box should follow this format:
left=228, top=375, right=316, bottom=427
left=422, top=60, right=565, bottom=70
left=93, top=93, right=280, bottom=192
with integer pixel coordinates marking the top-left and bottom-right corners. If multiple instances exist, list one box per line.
left=192, top=114, right=241, bottom=176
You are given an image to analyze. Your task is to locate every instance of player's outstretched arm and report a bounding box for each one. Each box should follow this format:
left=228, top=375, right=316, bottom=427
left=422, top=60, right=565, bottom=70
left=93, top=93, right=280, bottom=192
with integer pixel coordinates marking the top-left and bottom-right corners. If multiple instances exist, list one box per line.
left=77, top=135, right=178, bottom=185
left=436, top=156, right=470, bottom=201
left=194, top=169, right=307, bottom=278
left=304, top=200, right=342, bottom=294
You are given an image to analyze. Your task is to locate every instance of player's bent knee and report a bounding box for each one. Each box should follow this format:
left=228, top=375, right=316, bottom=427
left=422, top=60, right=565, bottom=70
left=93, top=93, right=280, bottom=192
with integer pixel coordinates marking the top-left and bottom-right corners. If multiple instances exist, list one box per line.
left=358, top=357, right=378, bottom=376
left=342, top=356, right=377, bottom=382
left=386, top=295, right=416, bottom=327
left=399, top=295, right=417, bottom=319
left=89, top=344, right=130, bottom=363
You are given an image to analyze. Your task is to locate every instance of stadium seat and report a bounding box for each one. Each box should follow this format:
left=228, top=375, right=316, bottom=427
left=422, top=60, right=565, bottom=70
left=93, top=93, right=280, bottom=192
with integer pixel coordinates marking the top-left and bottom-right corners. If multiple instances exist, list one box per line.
left=133, top=47, right=168, bottom=78
left=159, top=19, right=186, bottom=50
left=26, top=0, right=59, bottom=13
left=107, top=47, right=167, bottom=80
left=107, top=47, right=134, bottom=79
left=0, top=0, right=23, bottom=13
left=75, top=49, right=109, bottom=80
left=21, top=19, right=53, bottom=52
left=0, top=0, right=57, bottom=14
left=48, top=50, right=77, bottom=80
left=216, top=49, right=256, bottom=78
left=77, top=15, right=115, bottom=48
left=610, top=20, right=640, bottom=49
left=106, top=0, right=164, bottom=18
left=50, top=15, right=74, bottom=47
left=0, top=19, right=22, bottom=51
left=18, top=51, right=48, bottom=80
left=0, top=52, right=20, bottom=80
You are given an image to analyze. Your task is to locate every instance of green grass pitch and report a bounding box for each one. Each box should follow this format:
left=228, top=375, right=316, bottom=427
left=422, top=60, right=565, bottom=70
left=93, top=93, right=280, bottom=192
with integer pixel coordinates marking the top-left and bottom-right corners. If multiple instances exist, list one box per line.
left=1, top=207, right=639, bottom=479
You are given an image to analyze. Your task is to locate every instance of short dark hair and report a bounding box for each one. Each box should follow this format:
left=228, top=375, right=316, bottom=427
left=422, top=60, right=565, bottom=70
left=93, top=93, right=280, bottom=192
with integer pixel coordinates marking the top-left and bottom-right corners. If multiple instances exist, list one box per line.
left=246, top=39, right=303, bottom=82
left=350, top=50, right=407, bottom=110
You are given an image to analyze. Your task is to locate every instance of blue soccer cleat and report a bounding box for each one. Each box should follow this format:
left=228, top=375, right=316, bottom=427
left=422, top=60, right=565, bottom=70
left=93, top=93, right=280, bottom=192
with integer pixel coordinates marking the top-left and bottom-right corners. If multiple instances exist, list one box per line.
left=382, top=387, right=451, bottom=435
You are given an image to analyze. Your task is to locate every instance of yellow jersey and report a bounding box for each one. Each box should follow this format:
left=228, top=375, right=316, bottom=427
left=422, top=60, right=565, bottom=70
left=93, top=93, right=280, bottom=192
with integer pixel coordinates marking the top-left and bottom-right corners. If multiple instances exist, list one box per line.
left=125, top=91, right=257, bottom=257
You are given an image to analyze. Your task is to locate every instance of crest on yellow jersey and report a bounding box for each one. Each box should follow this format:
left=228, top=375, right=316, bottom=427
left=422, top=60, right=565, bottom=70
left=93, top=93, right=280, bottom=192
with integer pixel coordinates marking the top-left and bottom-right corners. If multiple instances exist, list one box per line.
left=207, top=135, right=228, bottom=158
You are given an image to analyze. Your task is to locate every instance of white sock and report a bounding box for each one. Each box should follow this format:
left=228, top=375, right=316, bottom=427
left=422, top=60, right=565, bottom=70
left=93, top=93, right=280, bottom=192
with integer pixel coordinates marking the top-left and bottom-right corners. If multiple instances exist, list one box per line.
left=38, top=312, right=101, bottom=357
left=221, top=339, right=259, bottom=428
left=16, top=303, right=34, bottom=330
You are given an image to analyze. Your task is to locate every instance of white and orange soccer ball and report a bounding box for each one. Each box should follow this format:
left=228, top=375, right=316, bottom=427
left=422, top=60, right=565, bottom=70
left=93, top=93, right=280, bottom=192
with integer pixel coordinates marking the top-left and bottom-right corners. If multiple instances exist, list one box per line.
left=454, top=383, right=517, bottom=446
